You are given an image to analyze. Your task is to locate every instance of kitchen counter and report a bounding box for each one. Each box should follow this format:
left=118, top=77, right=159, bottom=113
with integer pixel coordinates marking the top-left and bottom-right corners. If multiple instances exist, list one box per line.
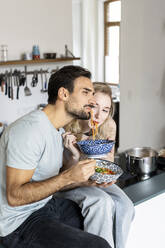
left=123, top=170, right=165, bottom=248
left=122, top=170, right=165, bottom=205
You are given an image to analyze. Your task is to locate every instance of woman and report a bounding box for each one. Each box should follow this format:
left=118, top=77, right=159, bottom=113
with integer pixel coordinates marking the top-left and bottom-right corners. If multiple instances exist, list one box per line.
left=63, top=82, right=116, bottom=162
left=57, top=83, right=134, bottom=248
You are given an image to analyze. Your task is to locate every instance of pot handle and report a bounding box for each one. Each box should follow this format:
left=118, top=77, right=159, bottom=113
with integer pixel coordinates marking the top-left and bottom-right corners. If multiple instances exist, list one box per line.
left=125, top=154, right=143, bottom=173
left=125, top=153, right=129, bottom=172
left=134, top=157, right=143, bottom=161
left=125, top=153, right=133, bottom=172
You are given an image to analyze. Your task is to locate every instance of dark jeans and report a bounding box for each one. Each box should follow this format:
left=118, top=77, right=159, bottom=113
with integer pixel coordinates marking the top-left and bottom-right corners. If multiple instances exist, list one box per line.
left=1, top=197, right=111, bottom=248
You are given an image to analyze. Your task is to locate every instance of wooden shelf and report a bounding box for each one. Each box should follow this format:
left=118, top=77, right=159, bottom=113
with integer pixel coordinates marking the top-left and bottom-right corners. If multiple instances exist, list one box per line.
left=0, top=57, right=80, bottom=66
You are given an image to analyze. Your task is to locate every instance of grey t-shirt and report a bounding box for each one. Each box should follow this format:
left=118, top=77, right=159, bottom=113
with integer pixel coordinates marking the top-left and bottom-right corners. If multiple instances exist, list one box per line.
left=0, top=110, right=64, bottom=237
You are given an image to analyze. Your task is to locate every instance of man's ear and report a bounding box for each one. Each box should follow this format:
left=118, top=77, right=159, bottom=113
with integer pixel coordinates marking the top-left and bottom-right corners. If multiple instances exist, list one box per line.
left=58, top=87, right=69, bottom=101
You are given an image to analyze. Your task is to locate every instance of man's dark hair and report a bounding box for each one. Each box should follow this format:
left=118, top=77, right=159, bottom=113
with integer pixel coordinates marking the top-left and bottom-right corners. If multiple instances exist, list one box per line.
left=48, top=65, right=91, bottom=104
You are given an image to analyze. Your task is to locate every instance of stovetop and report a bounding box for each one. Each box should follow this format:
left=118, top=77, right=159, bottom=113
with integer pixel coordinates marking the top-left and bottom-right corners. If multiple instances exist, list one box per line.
left=117, top=168, right=165, bottom=189
left=114, top=152, right=165, bottom=188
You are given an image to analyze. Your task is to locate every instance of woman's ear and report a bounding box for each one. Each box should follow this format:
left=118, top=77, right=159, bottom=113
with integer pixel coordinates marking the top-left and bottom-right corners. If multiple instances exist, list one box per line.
left=58, top=87, right=69, bottom=101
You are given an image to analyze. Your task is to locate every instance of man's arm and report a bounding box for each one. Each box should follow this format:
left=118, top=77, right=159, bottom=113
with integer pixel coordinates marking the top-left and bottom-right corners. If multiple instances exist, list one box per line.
left=6, top=159, right=96, bottom=207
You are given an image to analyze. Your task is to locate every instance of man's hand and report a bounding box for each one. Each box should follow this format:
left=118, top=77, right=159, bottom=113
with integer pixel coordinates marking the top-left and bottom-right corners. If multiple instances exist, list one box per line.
left=64, top=159, right=96, bottom=184
left=6, top=159, right=96, bottom=207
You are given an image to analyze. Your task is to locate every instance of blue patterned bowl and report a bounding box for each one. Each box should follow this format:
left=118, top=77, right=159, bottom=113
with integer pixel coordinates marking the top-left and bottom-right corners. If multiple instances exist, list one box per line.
left=77, top=139, right=115, bottom=157
left=90, top=159, right=123, bottom=184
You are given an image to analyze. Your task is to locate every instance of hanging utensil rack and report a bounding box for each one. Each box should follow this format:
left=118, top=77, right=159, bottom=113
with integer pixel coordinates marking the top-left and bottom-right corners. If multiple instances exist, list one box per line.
left=0, top=57, right=81, bottom=100
left=0, top=66, right=58, bottom=100
left=0, top=68, right=58, bottom=77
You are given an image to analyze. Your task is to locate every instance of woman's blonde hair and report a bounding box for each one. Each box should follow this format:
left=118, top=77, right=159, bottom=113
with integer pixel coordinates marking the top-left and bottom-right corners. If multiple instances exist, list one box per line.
left=64, top=82, right=115, bottom=141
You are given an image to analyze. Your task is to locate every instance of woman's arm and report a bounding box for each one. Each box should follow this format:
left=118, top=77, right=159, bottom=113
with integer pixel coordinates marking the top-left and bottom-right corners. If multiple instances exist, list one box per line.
left=104, top=118, right=116, bottom=162
left=62, top=148, right=79, bottom=171
left=61, top=132, right=81, bottom=171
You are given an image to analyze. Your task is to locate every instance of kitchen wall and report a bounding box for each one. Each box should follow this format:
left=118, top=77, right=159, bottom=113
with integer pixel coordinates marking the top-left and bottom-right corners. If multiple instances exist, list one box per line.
left=0, top=0, right=73, bottom=124
left=119, top=0, right=165, bottom=151
left=1, top=0, right=165, bottom=151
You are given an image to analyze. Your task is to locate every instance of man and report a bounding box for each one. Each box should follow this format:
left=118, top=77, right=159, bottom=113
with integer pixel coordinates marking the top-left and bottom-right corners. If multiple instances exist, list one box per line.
left=0, top=66, right=111, bottom=248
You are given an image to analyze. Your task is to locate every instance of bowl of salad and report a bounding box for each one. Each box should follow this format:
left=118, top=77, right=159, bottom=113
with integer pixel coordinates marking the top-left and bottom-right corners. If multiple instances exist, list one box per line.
left=90, top=159, right=123, bottom=184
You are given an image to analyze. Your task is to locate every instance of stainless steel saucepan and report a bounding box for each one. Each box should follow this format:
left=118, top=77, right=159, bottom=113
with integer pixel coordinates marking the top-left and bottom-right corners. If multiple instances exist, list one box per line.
left=125, top=147, right=158, bottom=180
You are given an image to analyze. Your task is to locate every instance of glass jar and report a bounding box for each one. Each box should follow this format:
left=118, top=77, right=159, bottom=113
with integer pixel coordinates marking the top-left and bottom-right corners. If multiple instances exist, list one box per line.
left=0, top=45, right=8, bottom=61
left=32, top=45, right=40, bottom=60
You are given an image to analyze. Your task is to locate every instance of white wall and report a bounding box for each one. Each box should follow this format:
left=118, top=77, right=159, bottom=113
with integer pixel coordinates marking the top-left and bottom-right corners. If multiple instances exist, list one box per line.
left=119, top=0, right=165, bottom=151
left=0, top=0, right=73, bottom=124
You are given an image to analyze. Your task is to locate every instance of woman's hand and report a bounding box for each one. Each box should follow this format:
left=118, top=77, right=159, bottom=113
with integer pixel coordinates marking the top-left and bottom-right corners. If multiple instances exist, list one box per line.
left=103, top=151, right=114, bottom=162
left=96, top=181, right=116, bottom=188
left=78, top=180, right=116, bottom=188
left=103, top=137, right=115, bottom=162
left=62, top=132, right=80, bottom=161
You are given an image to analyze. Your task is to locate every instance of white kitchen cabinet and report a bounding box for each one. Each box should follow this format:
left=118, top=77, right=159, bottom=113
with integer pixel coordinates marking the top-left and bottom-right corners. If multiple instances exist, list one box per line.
left=126, top=192, right=165, bottom=248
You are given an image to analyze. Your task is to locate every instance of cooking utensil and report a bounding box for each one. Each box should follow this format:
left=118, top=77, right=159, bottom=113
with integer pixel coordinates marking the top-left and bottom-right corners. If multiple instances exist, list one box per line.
left=40, top=69, right=47, bottom=93
left=19, top=73, right=26, bottom=86
left=44, top=72, right=48, bottom=91
left=16, top=73, right=20, bottom=100
left=8, top=71, right=11, bottom=99
left=4, top=71, right=8, bottom=95
left=10, top=69, right=13, bottom=100
left=125, top=147, right=158, bottom=180
left=24, top=66, right=32, bottom=96
left=0, top=73, right=5, bottom=92
left=31, top=71, right=38, bottom=87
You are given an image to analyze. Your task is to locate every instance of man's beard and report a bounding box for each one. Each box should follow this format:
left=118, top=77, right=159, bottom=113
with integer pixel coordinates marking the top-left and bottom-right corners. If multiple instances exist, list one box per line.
left=65, top=102, right=91, bottom=120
